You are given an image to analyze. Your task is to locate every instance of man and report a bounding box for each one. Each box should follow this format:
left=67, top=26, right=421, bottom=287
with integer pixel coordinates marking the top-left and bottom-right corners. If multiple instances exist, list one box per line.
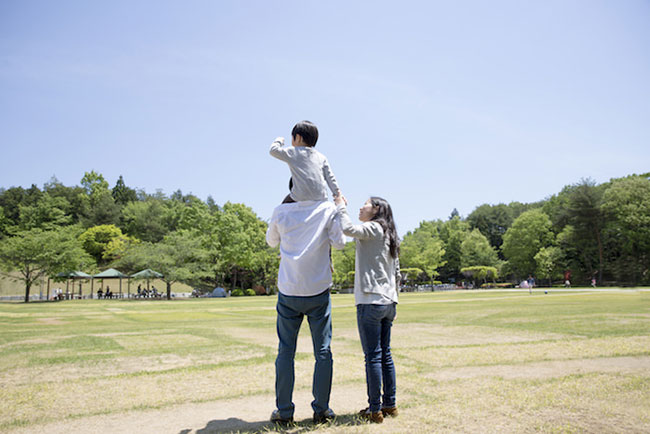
left=266, top=199, right=346, bottom=425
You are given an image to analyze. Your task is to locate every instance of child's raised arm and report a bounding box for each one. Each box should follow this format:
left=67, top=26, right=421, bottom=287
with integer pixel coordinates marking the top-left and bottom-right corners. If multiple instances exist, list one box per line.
left=269, top=137, right=290, bottom=162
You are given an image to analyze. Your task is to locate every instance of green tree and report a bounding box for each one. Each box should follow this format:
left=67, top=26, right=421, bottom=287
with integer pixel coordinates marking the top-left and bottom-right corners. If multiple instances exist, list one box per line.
left=120, top=199, right=171, bottom=242
left=18, top=193, right=71, bottom=230
left=332, top=241, right=355, bottom=287
left=400, top=221, right=446, bottom=282
left=177, top=197, right=215, bottom=233
left=0, top=186, right=29, bottom=224
left=112, top=175, right=138, bottom=205
left=43, top=177, right=86, bottom=223
left=565, top=179, right=606, bottom=284
left=81, top=171, right=109, bottom=196
left=256, top=243, right=281, bottom=292
left=534, top=246, right=564, bottom=286
left=437, top=217, right=470, bottom=282
left=0, top=227, right=93, bottom=302
left=0, top=184, right=41, bottom=214
left=79, top=224, right=132, bottom=264
left=601, top=176, right=650, bottom=284
left=78, top=171, right=120, bottom=227
left=189, top=202, right=270, bottom=290
left=116, top=231, right=209, bottom=299
left=0, top=206, right=8, bottom=238
left=542, top=186, right=572, bottom=230
left=460, top=228, right=500, bottom=268
left=218, top=202, right=269, bottom=289
left=467, top=203, right=513, bottom=251
left=502, top=209, right=554, bottom=278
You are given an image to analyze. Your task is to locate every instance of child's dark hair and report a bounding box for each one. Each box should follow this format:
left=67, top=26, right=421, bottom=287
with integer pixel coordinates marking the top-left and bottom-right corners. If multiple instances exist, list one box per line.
left=292, top=120, right=319, bottom=147
left=369, top=196, right=400, bottom=259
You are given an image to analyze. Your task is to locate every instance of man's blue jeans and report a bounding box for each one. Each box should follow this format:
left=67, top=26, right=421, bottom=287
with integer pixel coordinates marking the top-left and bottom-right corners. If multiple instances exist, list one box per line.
left=275, top=289, right=333, bottom=418
left=357, top=303, right=397, bottom=412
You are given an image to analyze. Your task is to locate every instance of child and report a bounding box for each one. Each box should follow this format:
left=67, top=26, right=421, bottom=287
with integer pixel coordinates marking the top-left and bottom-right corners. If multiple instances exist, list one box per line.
left=270, top=120, right=340, bottom=203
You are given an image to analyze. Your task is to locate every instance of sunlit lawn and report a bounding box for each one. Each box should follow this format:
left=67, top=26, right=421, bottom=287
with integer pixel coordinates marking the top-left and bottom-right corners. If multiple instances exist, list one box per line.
left=1, top=290, right=649, bottom=433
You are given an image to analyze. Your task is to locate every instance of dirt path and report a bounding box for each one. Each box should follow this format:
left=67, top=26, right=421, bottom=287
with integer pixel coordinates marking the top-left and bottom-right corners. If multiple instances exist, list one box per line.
left=9, top=385, right=368, bottom=434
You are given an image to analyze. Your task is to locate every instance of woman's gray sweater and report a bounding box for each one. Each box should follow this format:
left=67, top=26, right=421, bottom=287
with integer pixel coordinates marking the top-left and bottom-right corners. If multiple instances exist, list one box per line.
left=338, top=204, right=400, bottom=305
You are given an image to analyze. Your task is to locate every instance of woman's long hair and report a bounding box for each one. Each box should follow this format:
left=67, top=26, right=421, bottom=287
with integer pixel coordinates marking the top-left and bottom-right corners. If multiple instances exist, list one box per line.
left=369, top=196, right=400, bottom=258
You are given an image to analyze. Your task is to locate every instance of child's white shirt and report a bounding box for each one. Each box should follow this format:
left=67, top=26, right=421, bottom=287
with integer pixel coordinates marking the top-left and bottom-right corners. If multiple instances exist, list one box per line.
left=270, top=142, right=340, bottom=201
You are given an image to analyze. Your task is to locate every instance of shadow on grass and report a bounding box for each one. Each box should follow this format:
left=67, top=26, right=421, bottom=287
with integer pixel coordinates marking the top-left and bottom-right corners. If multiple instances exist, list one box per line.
left=182, top=412, right=366, bottom=433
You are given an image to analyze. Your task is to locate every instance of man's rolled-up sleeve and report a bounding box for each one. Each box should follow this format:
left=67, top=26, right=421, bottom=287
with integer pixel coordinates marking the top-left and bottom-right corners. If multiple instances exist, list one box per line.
left=266, top=214, right=281, bottom=248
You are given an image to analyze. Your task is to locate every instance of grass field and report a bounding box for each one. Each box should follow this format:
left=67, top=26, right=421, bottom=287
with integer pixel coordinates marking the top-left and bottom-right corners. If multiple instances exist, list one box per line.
left=1, top=290, right=649, bottom=433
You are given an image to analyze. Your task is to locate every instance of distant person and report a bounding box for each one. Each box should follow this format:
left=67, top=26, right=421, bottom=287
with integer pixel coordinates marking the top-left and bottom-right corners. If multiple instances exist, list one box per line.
left=270, top=120, right=341, bottom=204
left=266, top=196, right=346, bottom=425
left=527, top=275, right=535, bottom=294
left=97, top=288, right=103, bottom=299
left=335, top=194, right=401, bottom=424
left=564, top=279, right=571, bottom=288
left=591, top=277, right=597, bottom=288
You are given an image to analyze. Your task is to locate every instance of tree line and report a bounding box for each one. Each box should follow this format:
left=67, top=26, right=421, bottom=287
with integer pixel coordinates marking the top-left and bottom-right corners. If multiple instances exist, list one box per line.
left=1, top=172, right=649, bottom=302
left=0, top=172, right=278, bottom=302
left=393, top=173, right=650, bottom=288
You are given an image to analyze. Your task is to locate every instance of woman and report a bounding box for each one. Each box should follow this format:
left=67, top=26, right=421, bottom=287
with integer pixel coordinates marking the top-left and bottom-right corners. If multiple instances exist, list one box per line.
left=334, top=194, right=401, bottom=424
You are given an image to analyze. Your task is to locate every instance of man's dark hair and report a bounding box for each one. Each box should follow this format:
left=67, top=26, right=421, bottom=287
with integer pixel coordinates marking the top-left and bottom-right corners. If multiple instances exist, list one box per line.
left=291, top=120, right=319, bottom=147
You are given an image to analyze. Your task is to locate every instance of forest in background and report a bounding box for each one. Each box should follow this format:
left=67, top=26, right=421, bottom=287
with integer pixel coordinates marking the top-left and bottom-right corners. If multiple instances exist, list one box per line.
left=1, top=171, right=649, bottom=301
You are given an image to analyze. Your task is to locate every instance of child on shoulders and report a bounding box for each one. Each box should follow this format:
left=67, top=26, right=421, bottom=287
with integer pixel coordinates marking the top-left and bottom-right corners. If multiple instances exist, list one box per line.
left=270, top=120, right=340, bottom=204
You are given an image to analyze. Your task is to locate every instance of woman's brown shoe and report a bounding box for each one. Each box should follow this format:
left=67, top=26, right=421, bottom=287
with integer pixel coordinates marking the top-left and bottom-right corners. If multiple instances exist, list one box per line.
left=381, top=406, right=399, bottom=417
left=359, top=407, right=384, bottom=423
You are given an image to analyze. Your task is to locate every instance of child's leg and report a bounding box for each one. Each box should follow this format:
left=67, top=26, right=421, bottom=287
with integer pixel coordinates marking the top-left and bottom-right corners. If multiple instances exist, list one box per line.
left=281, top=177, right=296, bottom=204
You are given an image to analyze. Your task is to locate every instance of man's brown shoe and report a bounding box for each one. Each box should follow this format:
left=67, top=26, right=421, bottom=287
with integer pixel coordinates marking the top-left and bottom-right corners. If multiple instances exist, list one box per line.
left=381, top=406, right=399, bottom=417
left=359, top=407, right=384, bottom=423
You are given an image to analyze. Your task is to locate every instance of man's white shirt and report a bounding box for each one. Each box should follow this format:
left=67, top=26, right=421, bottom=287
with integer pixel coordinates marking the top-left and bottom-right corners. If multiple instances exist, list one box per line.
left=266, top=200, right=346, bottom=296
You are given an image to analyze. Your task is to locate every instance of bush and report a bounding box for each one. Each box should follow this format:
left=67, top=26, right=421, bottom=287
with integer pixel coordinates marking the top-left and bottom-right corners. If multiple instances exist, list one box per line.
left=480, top=282, right=515, bottom=289
left=231, top=288, right=244, bottom=297
left=244, top=288, right=256, bottom=296
left=461, top=266, right=498, bottom=282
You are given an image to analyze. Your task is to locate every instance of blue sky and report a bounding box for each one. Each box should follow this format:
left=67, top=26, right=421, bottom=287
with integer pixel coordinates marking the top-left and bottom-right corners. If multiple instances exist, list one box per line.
left=1, top=0, right=649, bottom=235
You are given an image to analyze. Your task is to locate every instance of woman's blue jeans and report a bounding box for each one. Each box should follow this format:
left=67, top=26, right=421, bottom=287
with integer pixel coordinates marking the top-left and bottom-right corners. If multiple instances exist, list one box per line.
left=357, top=302, right=397, bottom=412
left=275, top=290, right=333, bottom=418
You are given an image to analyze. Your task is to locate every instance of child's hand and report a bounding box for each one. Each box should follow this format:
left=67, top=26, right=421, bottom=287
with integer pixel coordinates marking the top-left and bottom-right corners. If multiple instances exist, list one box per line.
left=274, top=137, right=285, bottom=145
